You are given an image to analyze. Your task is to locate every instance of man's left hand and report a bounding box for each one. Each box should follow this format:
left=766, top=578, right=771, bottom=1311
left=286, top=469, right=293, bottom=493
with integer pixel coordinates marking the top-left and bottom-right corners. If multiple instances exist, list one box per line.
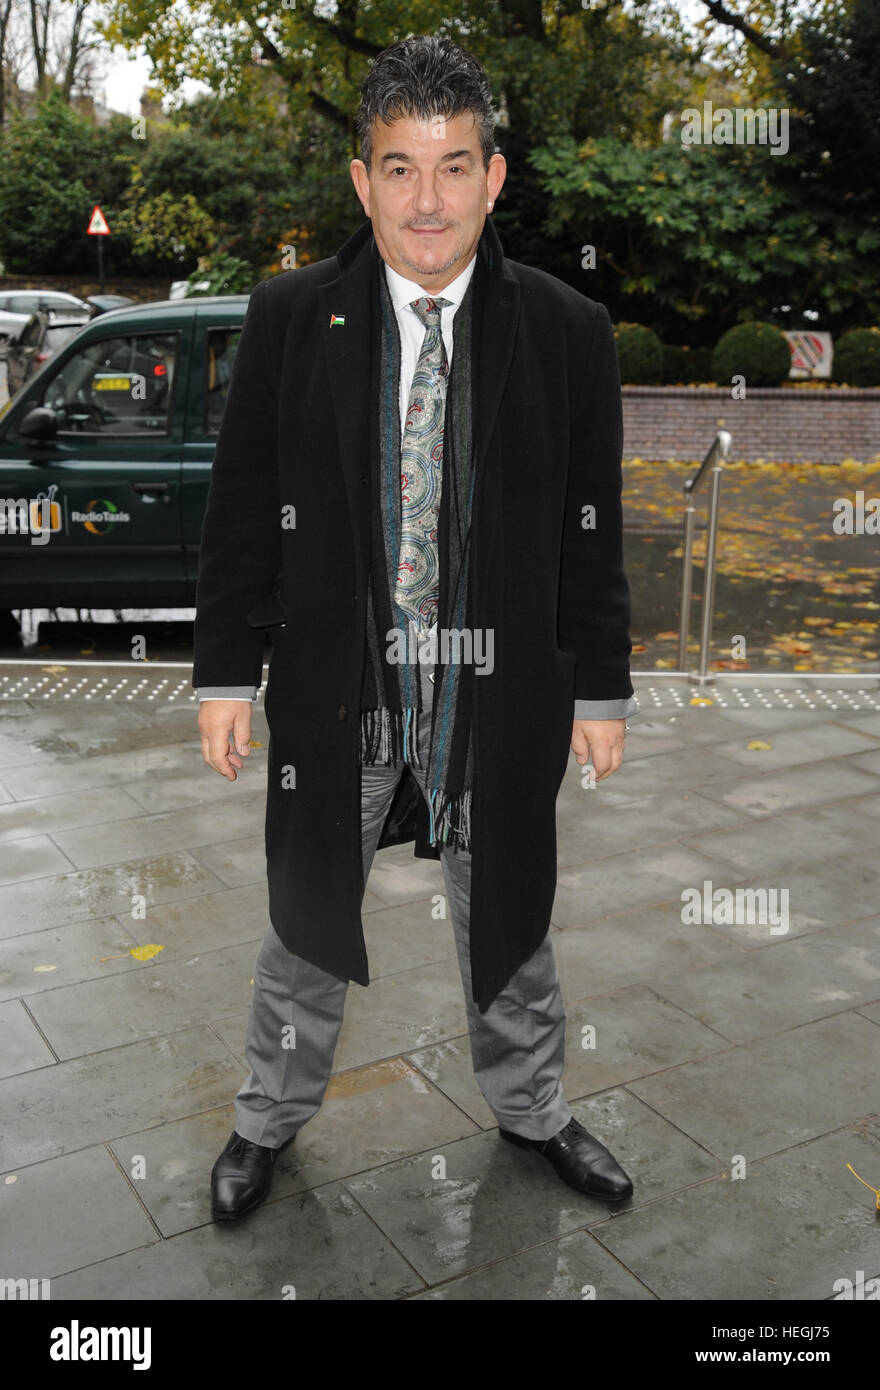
left=571, top=718, right=626, bottom=779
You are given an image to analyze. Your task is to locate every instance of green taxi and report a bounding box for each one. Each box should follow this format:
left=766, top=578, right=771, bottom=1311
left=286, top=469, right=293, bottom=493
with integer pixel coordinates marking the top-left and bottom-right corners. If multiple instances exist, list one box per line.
left=0, top=295, right=249, bottom=608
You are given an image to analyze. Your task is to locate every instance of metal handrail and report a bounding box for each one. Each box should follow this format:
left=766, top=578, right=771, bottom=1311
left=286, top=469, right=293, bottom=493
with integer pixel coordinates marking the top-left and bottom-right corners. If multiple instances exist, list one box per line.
left=678, top=429, right=731, bottom=683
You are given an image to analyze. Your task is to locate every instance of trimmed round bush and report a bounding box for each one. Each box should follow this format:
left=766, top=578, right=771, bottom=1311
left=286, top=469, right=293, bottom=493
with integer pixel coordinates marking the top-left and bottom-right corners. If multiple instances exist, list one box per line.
left=711, top=321, right=791, bottom=387
left=833, top=327, right=880, bottom=386
left=662, top=344, right=714, bottom=385
left=613, top=322, right=664, bottom=384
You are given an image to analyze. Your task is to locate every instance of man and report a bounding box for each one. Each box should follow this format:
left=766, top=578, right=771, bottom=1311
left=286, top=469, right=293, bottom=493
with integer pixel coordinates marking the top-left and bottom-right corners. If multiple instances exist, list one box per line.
left=194, top=35, right=639, bottom=1223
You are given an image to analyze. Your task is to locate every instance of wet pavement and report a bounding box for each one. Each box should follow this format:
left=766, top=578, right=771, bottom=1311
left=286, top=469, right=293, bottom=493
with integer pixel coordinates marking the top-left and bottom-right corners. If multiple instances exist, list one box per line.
left=1, top=670, right=879, bottom=1300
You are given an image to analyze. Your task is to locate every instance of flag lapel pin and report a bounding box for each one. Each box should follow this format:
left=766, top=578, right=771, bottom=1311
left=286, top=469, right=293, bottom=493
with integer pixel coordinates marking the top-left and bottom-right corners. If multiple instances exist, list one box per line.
left=329, top=313, right=346, bottom=327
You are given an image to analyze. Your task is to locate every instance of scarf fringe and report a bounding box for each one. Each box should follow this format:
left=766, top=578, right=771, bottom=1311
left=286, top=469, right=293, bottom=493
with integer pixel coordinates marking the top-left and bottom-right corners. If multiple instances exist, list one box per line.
left=360, top=708, right=471, bottom=852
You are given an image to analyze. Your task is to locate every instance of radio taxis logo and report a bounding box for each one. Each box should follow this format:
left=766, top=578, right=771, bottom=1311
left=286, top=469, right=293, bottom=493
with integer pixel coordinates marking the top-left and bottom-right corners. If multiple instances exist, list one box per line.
left=71, top=498, right=132, bottom=535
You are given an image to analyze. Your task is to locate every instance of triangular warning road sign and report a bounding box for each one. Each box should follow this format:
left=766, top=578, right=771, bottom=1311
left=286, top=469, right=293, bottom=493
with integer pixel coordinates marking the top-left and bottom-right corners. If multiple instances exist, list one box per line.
left=87, top=204, right=111, bottom=236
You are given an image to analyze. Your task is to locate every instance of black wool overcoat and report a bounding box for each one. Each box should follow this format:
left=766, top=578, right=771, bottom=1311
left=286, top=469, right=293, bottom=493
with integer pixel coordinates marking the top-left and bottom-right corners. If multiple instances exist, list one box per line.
left=192, top=216, right=633, bottom=1012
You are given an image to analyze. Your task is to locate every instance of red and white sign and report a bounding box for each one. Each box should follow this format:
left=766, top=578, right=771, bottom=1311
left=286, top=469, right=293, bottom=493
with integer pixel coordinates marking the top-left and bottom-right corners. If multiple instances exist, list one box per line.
left=86, top=204, right=111, bottom=236
left=785, top=330, right=832, bottom=379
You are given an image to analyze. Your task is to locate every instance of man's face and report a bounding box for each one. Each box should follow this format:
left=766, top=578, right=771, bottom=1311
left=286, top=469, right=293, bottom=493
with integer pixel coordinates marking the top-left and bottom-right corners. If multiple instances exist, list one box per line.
left=350, top=111, right=507, bottom=289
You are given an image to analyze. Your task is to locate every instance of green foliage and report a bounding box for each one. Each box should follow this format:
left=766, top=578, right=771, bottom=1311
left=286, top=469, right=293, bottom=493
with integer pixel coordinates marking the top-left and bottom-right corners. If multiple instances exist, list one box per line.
left=613, top=322, right=664, bottom=384
left=531, top=132, right=879, bottom=344
left=662, top=344, right=714, bottom=384
left=184, top=252, right=254, bottom=296
left=114, top=166, right=217, bottom=265
left=711, top=321, right=791, bottom=387
left=0, top=94, right=133, bottom=274
left=833, top=328, right=880, bottom=387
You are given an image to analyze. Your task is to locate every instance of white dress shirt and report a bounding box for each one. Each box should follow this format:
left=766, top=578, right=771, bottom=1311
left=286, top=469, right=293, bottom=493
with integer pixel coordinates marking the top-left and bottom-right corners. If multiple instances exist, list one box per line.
left=382, top=254, right=477, bottom=438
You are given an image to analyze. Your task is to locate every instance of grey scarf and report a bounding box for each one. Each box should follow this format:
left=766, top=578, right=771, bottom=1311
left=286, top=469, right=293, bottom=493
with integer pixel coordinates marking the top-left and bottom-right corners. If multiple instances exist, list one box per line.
left=359, top=247, right=480, bottom=851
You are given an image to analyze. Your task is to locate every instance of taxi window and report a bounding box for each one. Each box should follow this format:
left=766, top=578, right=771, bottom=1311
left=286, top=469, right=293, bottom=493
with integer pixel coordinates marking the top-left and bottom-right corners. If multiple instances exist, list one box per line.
left=41, top=331, right=179, bottom=435
left=205, top=328, right=241, bottom=434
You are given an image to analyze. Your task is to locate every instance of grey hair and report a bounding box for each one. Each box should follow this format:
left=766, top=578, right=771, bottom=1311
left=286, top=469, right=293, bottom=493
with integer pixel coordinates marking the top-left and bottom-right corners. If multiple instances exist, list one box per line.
left=355, top=36, right=497, bottom=173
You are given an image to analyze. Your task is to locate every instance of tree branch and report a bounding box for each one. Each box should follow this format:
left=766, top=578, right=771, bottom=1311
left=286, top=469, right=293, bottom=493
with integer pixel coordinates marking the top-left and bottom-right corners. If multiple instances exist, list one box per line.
left=699, top=0, right=787, bottom=61
left=302, top=13, right=383, bottom=59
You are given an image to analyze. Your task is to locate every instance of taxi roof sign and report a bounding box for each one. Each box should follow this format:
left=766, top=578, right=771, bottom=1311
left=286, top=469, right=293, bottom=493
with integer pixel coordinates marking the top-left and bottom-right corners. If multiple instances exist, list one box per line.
left=87, top=204, right=110, bottom=236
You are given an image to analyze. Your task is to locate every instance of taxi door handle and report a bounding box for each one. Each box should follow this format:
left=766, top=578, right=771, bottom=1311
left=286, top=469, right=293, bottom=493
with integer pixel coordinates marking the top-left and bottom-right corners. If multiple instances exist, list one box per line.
left=132, top=481, right=171, bottom=501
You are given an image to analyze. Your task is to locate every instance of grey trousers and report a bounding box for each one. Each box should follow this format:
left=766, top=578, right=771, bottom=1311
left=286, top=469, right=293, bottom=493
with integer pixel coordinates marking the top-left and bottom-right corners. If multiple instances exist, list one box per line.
left=234, top=630, right=572, bottom=1148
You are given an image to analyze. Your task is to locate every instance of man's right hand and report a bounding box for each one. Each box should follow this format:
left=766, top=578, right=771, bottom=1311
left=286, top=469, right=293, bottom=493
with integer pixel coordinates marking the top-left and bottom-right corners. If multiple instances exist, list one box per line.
left=199, top=700, right=253, bottom=781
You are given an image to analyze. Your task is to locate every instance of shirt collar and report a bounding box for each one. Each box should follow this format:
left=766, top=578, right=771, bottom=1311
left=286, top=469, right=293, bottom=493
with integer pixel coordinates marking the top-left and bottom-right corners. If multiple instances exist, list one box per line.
left=383, top=252, right=477, bottom=317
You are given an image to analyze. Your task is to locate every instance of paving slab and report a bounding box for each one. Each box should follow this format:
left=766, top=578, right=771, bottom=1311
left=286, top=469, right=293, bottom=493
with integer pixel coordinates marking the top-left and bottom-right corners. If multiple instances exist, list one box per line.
left=0, top=1027, right=244, bottom=1170
left=1, top=1144, right=158, bottom=1278
left=649, top=918, right=880, bottom=1042
left=413, top=1228, right=655, bottom=1299
left=560, top=983, right=730, bottom=1098
left=681, top=796, right=878, bottom=877
left=123, top=882, right=268, bottom=960
left=592, top=1120, right=880, bottom=1300
left=0, top=850, right=226, bottom=937
left=0, top=834, right=75, bottom=887
left=189, top=835, right=267, bottom=888
left=835, top=712, right=880, bottom=739
left=345, top=1129, right=604, bottom=1284
left=556, top=788, right=750, bottom=862
left=710, top=721, right=878, bottom=771
left=551, top=904, right=742, bottom=999
left=628, top=1010, right=880, bottom=1160
left=684, top=854, right=880, bottom=944
left=26, top=941, right=258, bottom=1059
left=363, top=850, right=446, bottom=907
left=696, top=756, right=880, bottom=817
left=0, top=998, right=56, bottom=1077
left=550, top=843, right=735, bottom=927
left=410, top=1038, right=497, bottom=1129
left=2, top=916, right=147, bottom=1007
left=556, top=745, right=751, bottom=807
left=50, top=793, right=267, bottom=870
left=0, top=784, right=147, bottom=843
left=849, top=749, right=880, bottom=776
left=362, top=897, right=462, bottom=979
left=330, top=956, right=470, bottom=1072
left=51, top=1183, right=423, bottom=1300
left=0, top=741, right=207, bottom=801
left=0, top=728, right=77, bottom=772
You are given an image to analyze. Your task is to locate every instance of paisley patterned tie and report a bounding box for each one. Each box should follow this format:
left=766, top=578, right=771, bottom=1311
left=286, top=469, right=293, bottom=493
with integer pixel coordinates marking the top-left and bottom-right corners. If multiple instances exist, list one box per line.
left=396, top=296, right=452, bottom=634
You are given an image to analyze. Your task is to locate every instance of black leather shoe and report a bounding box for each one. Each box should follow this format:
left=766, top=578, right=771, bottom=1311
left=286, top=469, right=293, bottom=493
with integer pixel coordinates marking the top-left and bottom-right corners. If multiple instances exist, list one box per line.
left=500, top=1118, right=633, bottom=1201
left=211, top=1130, right=295, bottom=1222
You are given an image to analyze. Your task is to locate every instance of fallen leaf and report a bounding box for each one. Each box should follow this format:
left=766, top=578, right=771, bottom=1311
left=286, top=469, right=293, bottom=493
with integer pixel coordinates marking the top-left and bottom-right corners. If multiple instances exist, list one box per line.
left=747, top=740, right=773, bottom=750
left=32, top=964, right=57, bottom=973
left=129, top=943, right=164, bottom=962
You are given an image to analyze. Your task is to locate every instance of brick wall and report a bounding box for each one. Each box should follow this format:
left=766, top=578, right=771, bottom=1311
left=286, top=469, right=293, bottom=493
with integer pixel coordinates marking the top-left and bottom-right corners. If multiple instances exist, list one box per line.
left=622, top=386, right=880, bottom=464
